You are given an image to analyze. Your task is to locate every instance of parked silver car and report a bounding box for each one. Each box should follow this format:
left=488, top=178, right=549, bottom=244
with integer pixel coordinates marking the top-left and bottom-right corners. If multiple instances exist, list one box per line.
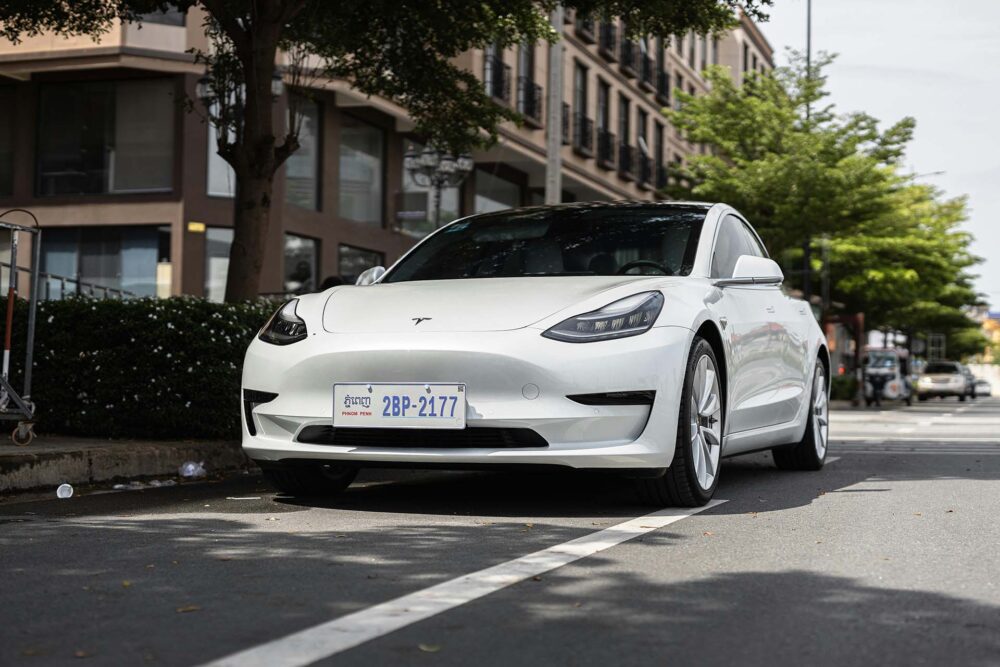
left=916, top=361, right=969, bottom=401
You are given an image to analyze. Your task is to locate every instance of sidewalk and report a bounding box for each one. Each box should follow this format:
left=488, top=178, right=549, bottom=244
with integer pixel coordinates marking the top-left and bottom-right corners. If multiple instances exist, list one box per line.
left=0, top=435, right=249, bottom=495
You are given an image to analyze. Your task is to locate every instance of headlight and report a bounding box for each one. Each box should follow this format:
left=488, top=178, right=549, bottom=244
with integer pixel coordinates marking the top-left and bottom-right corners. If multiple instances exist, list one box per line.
left=259, top=300, right=307, bottom=345
left=542, top=292, right=664, bottom=343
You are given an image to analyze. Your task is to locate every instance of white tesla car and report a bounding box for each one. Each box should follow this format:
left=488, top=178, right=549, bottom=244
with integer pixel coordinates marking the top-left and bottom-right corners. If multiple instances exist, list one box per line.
left=243, top=202, right=829, bottom=506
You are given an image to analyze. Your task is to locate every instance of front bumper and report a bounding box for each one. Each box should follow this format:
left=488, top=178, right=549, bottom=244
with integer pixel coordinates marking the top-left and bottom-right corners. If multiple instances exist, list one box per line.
left=241, top=325, right=693, bottom=470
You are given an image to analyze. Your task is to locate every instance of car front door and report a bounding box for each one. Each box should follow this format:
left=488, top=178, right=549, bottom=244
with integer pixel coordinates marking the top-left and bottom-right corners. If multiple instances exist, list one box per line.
left=710, top=215, right=784, bottom=435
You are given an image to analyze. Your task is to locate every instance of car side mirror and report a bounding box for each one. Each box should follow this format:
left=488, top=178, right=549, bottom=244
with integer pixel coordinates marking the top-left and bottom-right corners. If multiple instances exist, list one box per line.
left=716, top=255, right=784, bottom=287
left=355, top=266, right=386, bottom=286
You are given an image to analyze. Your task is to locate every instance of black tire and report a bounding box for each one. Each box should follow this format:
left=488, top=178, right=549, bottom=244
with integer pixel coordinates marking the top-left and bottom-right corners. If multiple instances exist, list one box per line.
left=918, top=395, right=927, bottom=402
left=959, top=395, right=967, bottom=402
left=636, top=336, right=722, bottom=507
left=773, top=359, right=828, bottom=471
left=262, top=464, right=358, bottom=496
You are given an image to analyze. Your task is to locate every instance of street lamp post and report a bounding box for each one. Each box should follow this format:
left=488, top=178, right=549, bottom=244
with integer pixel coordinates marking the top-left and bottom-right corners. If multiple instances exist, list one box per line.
left=403, top=145, right=474, bottom=229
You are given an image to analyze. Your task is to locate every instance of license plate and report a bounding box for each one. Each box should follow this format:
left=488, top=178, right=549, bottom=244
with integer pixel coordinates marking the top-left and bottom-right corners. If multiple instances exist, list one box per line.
left=333, top=383, right=466, bottom=429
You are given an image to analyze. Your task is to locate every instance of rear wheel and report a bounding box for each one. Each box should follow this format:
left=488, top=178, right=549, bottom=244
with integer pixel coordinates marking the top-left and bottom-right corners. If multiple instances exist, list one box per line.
left=773, top=360, right=828, bottom=471
left=262, top=463, right=358, bottom=496
left=636, top=337, right=722, bottom=507
left=959, top=395, right=967, bottom=402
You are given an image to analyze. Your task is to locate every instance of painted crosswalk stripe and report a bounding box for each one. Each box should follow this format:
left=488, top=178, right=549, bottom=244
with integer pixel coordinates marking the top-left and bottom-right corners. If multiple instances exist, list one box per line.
left=200, top=500, right=726, bottom=667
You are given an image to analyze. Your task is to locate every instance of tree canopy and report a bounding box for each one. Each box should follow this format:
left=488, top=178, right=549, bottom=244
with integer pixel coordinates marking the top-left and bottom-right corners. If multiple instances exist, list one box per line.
left=0, top=0, right=772, bottom=300
left=665, top=53, right=985, bottom=358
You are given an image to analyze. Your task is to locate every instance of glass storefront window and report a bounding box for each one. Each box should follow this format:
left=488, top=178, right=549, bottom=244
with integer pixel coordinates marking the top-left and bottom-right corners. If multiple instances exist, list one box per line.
left=207, top=108, right=236, bottom=198
left=285, top=97, right=321, bottom=210
left=338, top=244, right=383, bottom=285
left=39, top=226, right=170, bottom=299
left=339, top=116, right=384, bottom=224
left=37, top=80, right=175, bottom=196
left=204, top=227, right=233, bottom=302
left=399, top=141, right=459, bottom=238
left=284, top=234, right=317, bottom=293
left=0, top=88, right=12, bottom=197
left=474, top=169, right=521, bottom=214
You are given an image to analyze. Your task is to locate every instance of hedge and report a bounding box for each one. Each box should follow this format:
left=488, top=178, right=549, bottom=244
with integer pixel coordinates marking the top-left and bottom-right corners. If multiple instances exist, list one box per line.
left=830, top=374, right=858, bottom=402
left=4, top=296, right=275, bottom=440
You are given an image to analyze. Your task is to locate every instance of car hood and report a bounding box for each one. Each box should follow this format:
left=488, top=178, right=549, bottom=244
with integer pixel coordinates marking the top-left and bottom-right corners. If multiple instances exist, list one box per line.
left=321, top=277, right=664, bottom=333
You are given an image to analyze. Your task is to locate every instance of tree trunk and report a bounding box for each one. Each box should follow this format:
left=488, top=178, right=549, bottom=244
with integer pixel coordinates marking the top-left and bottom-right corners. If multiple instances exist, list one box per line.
left=225, top=173, right=275, bottom=301
left=222, top=19, right=281, bottom=303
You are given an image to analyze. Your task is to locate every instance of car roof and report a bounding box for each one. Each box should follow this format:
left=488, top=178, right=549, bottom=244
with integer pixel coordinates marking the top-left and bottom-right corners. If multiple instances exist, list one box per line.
left=462, top=200, right=716, bottom=221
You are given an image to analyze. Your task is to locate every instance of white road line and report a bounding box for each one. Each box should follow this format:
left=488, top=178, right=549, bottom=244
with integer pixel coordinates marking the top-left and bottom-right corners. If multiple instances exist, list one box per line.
left=831, top=435, right=1000, bottom=443
left=201, top=500, right=727, bottom=667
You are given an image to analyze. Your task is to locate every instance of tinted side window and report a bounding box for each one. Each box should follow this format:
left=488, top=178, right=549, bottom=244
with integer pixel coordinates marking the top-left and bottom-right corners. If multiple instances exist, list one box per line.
left=739, top=221, right=767, bottom=258
left=711, top=216, right=748, bottom=278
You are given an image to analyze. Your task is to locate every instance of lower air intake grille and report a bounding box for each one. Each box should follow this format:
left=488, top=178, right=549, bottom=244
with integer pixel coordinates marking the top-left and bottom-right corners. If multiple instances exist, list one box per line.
left=296, top=426, right=548, bottom=449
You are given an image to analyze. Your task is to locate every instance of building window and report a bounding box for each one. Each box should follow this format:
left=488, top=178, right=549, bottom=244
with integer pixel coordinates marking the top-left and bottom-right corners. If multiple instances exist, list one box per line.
left=700, top=36, right=708, bottom=70
left=675, top=34, right=683, bottom=56
left=284, top=234, right=317, bottom=294
left=573, top=61, right=589, bottom=117
left=752, top=53, right=758, bottom=72
left=713, top=38, right=720, bottom=65
left=338, top=244, right=384, bottom=284
left=399, top=140, right=460, bottom=239
left=204, top=227, right=233, bottom=302
left=596, top=80, right=610, bottom=132
left=339, top=115, right=384, bottom=224
left=618, top=94, right=630, bottom=144
left=688, top=31, right=696, bottom=68
left=637, top=108, right=648, bottom=153
left=206, top=106, right=235, bottom=198
left=40, top=225, right=171, bottom=299
left=37, top=79, right=175, bottom=196
left=136, top=5, right=185, bottom=26
left=0, top=87, right=13, bottom=197
left=285, top=96, right=321, bottom=210
left=742, top=43, right=749, bottom=73
left=474, top=168, right=521, bottom=213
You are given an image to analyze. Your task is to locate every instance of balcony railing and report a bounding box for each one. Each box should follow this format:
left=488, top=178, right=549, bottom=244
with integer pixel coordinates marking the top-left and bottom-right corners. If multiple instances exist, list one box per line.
left=484, top=55, right=511, bottom=104
left=575, top=17, right=596, bottom=43
left=599, top=22, right=617, bottom=61
left=656, top=70, right=671, bottom=105
left=561, top=102, right=571, bottom=145
left=620, top=39, right=638, bottom=76
left=638, top=156, right=653, bottom=188
left=640, top=56, right=655, bottom=91
left=597, top=129, right=616, bottom=169
left=516, top=76, right=544, bottom=126
left=573, top=112, right=594, bottom=156
left=618, top=143, right=636, bottom=180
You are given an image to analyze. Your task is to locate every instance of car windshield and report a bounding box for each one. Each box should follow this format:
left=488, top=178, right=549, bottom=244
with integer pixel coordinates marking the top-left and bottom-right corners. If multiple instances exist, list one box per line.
left=924, top=362, right=960, bottom=374
left=383, top=205, right=707, bottom=283
left=866, top=352, right=898, bottom=369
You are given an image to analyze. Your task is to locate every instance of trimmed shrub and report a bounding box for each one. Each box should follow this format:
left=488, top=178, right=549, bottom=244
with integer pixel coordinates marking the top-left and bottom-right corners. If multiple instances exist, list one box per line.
left=830, top=374, right=858, bottom=402
left=4, top=297, right=275, bottom=439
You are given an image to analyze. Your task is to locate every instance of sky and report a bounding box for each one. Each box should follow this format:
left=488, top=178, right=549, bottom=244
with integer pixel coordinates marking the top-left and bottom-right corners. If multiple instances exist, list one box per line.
left=757, top=0, right=1000, bottom=311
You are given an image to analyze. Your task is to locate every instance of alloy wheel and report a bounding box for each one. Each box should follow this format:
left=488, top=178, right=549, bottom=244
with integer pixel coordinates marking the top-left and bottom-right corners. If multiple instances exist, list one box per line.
left=690, top=354, right=723, bottom=491
left=813, top=366, right=829, bottom=458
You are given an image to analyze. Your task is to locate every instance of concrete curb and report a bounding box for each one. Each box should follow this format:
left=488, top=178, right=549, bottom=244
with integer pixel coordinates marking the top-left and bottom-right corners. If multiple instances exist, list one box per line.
left=0, top=437, right=249, bottom=494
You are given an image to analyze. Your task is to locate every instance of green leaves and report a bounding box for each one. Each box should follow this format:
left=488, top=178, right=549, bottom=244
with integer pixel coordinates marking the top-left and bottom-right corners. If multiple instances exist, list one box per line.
left=667, top=51, right=983, bottom=357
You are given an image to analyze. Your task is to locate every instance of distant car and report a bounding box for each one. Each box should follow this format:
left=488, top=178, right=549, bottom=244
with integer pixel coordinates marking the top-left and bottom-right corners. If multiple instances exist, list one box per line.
left=916, top=361, right=969, bottom=401
left=974, top=379, right=992, bottom=397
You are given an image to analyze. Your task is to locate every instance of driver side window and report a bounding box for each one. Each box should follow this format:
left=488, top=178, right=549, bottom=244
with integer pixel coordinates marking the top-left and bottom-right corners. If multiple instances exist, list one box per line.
left=711, top=216, right=749, bottom=278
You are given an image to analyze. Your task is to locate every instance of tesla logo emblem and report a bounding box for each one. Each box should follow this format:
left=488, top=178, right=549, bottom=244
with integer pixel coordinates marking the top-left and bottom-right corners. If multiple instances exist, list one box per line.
left=412, top=317, right=432, bottom=325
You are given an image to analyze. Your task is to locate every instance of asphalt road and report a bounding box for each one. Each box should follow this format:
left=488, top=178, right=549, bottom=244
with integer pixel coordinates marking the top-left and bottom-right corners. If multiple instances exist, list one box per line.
left=2, top=397, right=999, bottom=666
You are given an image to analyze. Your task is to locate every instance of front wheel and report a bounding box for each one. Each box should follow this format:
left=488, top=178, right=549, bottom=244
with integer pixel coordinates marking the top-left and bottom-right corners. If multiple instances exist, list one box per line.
left=636, top=336, right=723, bottom=507
left=773, top=360, right=828, bottom=471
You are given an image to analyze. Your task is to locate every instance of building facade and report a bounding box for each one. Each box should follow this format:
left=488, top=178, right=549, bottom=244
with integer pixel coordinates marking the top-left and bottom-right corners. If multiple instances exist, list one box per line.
left=0, top=7, right=772, bottom=299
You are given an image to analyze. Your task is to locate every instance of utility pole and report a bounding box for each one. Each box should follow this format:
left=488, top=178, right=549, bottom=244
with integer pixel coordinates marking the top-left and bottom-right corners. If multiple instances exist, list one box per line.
left=802, top=0, right=813, bottom=300
left=545, top=5, right=564, bottom=205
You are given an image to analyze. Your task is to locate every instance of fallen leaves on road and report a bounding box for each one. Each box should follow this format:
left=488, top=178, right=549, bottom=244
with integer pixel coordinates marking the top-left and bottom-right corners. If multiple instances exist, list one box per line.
left=913, top=513, right=923, bottom=517
left=703, top=531, right=714, bottom=537
left=73, top=649, right=91, bottom=659
left=265, top=517, right=280, bottom=521
left=418, top=644, right=441, bottom=653
left=176, top=605, right=201, bottom=613
left=532, top=576, right=542, bottom=581
left=121, top=580, right=132, bottom=588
